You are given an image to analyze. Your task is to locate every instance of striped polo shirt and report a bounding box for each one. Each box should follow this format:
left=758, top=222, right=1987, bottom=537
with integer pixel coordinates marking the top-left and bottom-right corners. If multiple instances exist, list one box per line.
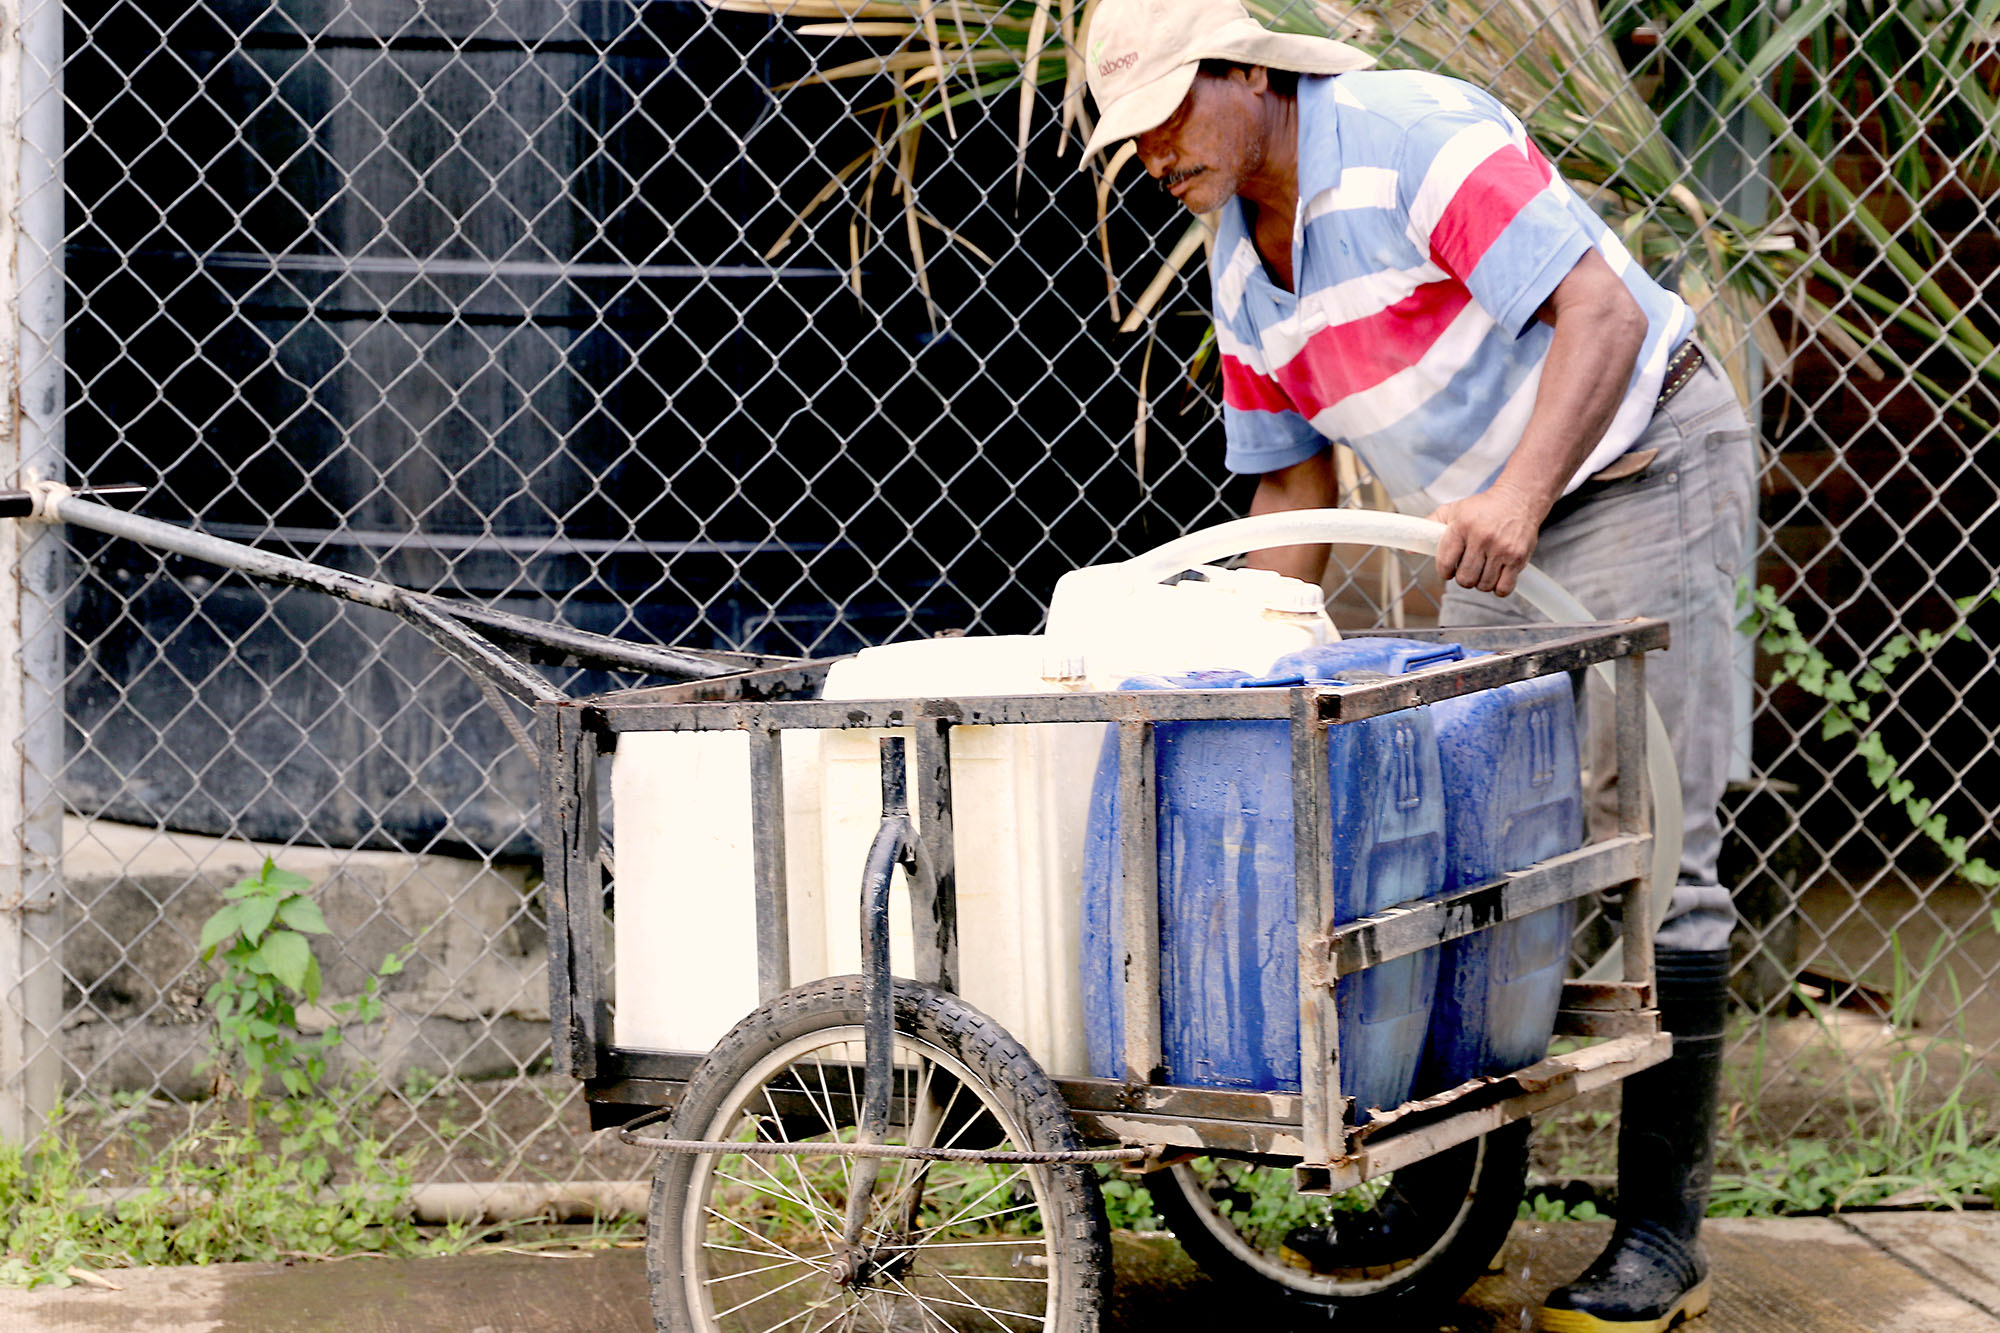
left=1215, top=70, right=1693, bottom=510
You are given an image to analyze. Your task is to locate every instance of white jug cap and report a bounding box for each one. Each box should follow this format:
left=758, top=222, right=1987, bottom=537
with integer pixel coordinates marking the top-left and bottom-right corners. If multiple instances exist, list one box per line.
left=1264, top=577, right=1326, bottom=615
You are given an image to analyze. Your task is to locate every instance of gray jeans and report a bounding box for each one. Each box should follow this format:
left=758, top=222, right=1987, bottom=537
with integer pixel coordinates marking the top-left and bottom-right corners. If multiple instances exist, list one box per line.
left=1438, top=354, right=1758, bottom=952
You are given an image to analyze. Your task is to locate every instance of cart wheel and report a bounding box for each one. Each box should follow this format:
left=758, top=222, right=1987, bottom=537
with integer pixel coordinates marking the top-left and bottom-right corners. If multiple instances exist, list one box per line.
left=648, top=975, right=1110, bottom=1333
left=1145, top=1119, right=1530, bottom=1319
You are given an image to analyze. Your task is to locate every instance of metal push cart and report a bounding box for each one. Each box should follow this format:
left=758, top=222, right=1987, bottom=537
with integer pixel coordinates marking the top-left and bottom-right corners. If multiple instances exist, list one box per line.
left=22, top=486, right=1673, bottom=1331
left=555, top=630, right=1672, bottom=1327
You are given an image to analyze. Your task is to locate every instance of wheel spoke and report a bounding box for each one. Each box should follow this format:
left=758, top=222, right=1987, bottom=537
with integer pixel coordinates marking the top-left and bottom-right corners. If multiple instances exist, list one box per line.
left=705, top=1240, right=818, bottom=1262
left=924, top=1272, right=1049, bottom=1285
left=757, top=1083, right=847, bottom=1230
left=704, top=1255, right=814, bottom=1286
left=747, top=1294, right=846, bottom=1333
left=906, top=1198, right=1040, bottom=1241
left=702, top=1205, right=822, bottom=1268
left=818, top=1051, right=859, bottom=1209
left=907, top=1167, right=1031, bottom=1240
left=663, top=989, right=1104, bottom=1333
left=871, top=1269, right=957, bottom=1333
left=710, top=1263, right=829, bottom=1323
left=888, top=1266, right=1041, bottom=1331
left=715, top=1163, right=839, bottom=1234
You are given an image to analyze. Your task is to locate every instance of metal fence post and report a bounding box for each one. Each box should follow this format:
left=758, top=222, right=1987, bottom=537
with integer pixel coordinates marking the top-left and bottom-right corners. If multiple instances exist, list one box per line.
left=0, top=0, right=65, bottom=1146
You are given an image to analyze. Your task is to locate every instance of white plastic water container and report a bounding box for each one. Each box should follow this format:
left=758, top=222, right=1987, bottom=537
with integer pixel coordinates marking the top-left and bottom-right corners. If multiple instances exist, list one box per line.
left=1045, top=562, right=1336, bottom=688
left=817, top=635, right=1098, bottom=1077
left=610, top=728, right=828, bottom=1053
left=609, top=561, right=1334, bottom=1068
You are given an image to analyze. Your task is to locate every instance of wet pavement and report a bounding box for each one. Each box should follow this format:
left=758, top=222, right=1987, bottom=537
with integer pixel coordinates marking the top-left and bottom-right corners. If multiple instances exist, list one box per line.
left=3, top=1214, right=1998, bottom=1331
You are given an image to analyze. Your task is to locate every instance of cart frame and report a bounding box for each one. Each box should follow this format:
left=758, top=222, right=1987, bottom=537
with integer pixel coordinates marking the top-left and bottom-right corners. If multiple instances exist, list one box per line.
left=13, top=485, right=1670, bottom=1194
left=544, top=617, right=1671, bottom=1192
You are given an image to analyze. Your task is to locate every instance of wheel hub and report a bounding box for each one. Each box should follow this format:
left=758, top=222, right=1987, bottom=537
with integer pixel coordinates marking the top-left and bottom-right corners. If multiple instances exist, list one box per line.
left=826, top=1240, right=916, bottom=1290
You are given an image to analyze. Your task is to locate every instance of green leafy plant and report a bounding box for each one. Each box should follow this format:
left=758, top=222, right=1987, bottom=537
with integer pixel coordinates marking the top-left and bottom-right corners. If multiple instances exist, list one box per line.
left=1519, top=1191, right=1603, bottom=1223
left=0, top=857, right=634, bottom=1289
left=199, top=858, right=403, bottom=1115
left=1741, top=584, right=2000, bottom=888
left=1095, top=1164, right=1166, bottom=1231
left=1710, top=980, right=2000, bottom=1216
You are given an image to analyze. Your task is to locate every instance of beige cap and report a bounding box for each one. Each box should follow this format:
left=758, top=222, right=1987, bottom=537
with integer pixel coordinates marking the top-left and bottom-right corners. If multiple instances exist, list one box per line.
left=1079, top=0, right=1374, bottom=164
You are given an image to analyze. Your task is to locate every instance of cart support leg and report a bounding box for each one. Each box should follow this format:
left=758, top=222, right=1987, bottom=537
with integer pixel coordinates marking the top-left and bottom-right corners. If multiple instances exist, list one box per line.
left=1616, top=652, right=1655, bottom=994
left=1291, top=688, right=1347, bottom=1169
left=845, top=737, right=914, bottom=1248
left=748, top=726, right=793, bottom=1002
left=910, top=715, right=959, bottom=994
left=1116, top=719, right=1162, bottom=1085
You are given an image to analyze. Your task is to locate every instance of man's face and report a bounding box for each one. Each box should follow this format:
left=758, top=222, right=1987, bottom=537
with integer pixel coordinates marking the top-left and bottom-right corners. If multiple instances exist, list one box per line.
left=1132, top=67, right=1270, bottom=214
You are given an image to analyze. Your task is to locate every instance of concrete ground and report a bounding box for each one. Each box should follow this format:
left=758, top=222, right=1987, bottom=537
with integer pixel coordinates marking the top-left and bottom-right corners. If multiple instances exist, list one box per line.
left=3, top=1213, right=1998, bottom=1332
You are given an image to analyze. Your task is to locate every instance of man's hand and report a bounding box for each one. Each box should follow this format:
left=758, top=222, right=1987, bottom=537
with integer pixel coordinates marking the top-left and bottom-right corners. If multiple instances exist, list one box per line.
left=1427, top=482, right=1548, bottom=599
left=1426, top=249, right=1647, bottom=599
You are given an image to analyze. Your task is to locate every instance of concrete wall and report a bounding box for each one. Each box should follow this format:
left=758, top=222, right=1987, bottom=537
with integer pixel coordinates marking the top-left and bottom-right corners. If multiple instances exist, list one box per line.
left=60, top=820, right=554, bottom=1098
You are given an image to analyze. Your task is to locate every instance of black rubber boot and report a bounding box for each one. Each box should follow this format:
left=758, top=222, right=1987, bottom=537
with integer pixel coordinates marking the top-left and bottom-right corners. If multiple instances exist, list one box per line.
left=1539, top=947, right=1730, bottom=1332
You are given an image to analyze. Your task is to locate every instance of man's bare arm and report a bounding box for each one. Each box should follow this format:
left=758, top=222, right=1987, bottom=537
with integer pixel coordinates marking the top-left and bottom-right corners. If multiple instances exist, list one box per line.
left=1244, top=450, right=1337, bottom=583
left=1429, top=248, right=1648, bottom=598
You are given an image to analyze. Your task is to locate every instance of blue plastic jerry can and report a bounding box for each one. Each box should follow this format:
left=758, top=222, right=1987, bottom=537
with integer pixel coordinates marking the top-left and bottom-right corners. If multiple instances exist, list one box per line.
left=1080, top=666, right=1447, bottom=1120
left=1268, top=638, right=1584, bottom=1091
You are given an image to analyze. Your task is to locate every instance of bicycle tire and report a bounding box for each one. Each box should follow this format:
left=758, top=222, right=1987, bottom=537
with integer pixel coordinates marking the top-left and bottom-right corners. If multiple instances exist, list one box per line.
left=1145, top=1118, right=1530, bottom=1320
left=648, top=975, right=1110, bottom=1333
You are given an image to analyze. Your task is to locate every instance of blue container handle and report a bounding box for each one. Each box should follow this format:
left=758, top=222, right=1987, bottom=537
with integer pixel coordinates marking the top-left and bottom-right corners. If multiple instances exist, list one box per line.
left=1231, top=669, right=1369, bottom=689
left=1389, top=643, right=1468, bottom=673
left=1233, top=670, right=1310, bottom=688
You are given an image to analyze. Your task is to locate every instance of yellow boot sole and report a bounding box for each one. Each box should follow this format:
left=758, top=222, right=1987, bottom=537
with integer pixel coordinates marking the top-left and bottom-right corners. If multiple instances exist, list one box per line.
left=1537, top=1276, right=1712, bottom=1332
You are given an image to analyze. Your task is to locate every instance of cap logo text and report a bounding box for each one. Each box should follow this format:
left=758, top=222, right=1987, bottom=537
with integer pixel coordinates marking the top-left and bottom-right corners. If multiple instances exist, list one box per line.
left=1097, top=49, right=1139, bottom=78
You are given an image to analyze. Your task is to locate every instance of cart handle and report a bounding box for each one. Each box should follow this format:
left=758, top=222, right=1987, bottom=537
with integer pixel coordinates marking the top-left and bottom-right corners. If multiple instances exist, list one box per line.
left=1118, top=509, right=1682, bottom=974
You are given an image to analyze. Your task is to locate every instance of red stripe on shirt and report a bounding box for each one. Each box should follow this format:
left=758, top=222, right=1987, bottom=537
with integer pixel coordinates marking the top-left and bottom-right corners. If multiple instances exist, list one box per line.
left=1426, top=143, right=1550, bottom=280
left=1521, top=136, right=1556, bottom=187
left=1271, top=280, right=1474, bottom=417
left=1221, top=354, right=1295, bottom=414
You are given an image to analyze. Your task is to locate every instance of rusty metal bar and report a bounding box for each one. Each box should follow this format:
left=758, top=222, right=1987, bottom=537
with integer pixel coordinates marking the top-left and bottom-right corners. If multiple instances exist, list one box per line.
left=597, top=690, right=1301, bottom=733
left=1291, top=686, right=1346, bottom=1164
left=591, top=622, right=1670, bottom=734
left=909, top=713, right=960, bottom=993
left=1052, top=1075, right=1302, bottom=1125
left=37, top=493, right=739, bottom=681
left=1343, top=621, right=1662, bottom=650
left=1116, top=718, right=1161, bottom=1085
left=1616, top=651, right=1655, bottom=991
left=402, top=593, right=567, bottom=707
left=1067, top=1110, right=1309, bottom=1162
left=1561, top=979, right=1651, bottom=1011
left=539, top=702, right=605, bottom=1079
left=1324, top=836, right=1650, bottom=977
left=1294, top=1032, right=1672, bottom=1194
left=1554, top=1009, right=1663, bottom=1039
left=747, top=725, right=792, bottom=1003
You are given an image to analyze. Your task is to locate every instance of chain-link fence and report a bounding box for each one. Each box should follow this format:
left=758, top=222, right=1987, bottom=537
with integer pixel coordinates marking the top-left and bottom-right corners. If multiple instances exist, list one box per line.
left=2, top=0, right=1996, bottom=1203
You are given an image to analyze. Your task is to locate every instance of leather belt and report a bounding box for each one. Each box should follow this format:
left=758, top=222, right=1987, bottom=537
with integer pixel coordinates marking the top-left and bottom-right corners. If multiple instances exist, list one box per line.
left=1656, top=339, right=1705, bottom=411
left=1576, top=342, right=1706, bottom=489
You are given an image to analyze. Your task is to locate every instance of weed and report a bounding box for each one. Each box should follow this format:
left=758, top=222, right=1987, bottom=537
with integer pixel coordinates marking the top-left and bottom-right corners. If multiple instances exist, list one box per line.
left=1096, top=1166, right=1166, bottom=1232
left=1519, top=1193, right=1603, bottom=1224
left=0, top=858, right=427, bottom=1288
left=1740, top=582, right=2000, bottom=887
left=400, top=1066, right=440, bottom=1103
left=1710, top=961, right=2000, bottom=1217
left=199, top=858, right=404, bottom=1116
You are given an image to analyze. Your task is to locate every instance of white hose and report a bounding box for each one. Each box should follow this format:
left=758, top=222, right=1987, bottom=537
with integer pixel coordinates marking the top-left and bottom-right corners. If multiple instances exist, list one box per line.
left=1119, top=510, right=1679, bottom=976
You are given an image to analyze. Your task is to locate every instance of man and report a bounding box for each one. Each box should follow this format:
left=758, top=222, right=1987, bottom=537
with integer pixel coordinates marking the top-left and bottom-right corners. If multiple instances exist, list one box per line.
left=1081, top=0, right=1757, bottom=1329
